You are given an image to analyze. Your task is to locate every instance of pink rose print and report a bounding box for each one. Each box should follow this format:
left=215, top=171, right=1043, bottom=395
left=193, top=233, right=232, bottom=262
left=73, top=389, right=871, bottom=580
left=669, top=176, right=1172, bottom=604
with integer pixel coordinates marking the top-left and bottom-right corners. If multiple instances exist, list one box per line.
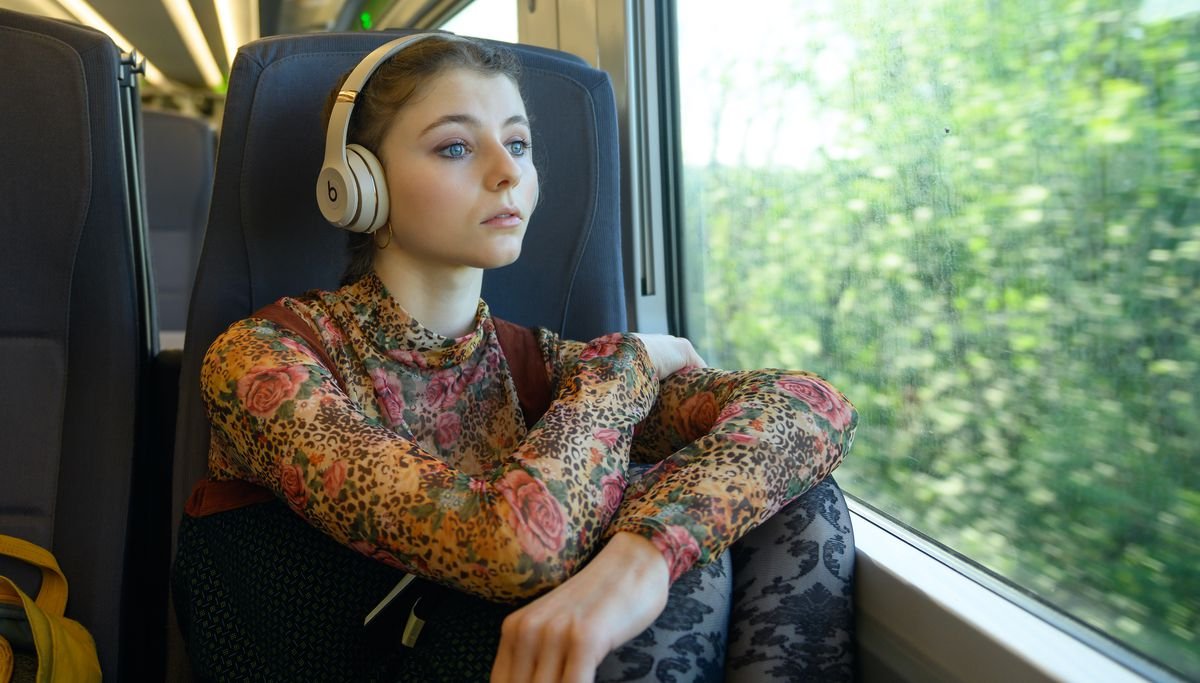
left=496, top=470, right=567, bottom=562
left=435, top=412, right=462, bottom=449
left=776, top=377, right=854, bottom=431
left=319, top=315, right=345, bottom=345
left=350, top=540, right=411, bottom=571
left=323, top=459, right=347, bottom=498
left=600, top=472, right=626, bottom=521
left=278, top=336, right=319, bottom=362
left=279, top=463, right=308, bottom=510
left=462, top=362, right=487, bottom=388
left=715, top=403, right=744, bottom=425
left=579, top=333, right=623, bottom=361
left=236, top=365, right=309, bottom=418
left=425, top=371, right=460, bottom=409
left=386, top=348, right=427, bottom=369
left=651, top=525, right=701, bottom=582
left=369, top=368, right=405, bottom=427
left=726, top=432, right=758, bottom=445
left=593, top=427, right=621, bottom=449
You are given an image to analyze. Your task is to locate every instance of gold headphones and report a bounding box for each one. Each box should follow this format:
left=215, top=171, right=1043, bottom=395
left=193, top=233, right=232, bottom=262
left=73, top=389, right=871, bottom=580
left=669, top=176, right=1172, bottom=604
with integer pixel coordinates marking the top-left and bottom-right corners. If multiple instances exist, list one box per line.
left=315, top=33, right=470, bottom=233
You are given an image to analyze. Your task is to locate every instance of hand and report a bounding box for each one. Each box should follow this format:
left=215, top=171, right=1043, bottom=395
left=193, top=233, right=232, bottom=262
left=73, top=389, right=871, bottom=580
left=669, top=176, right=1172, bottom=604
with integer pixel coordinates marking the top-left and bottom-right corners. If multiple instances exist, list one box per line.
left=490, top=532, right=670, bottom=683
left=631, top=333, right=707, bottom=380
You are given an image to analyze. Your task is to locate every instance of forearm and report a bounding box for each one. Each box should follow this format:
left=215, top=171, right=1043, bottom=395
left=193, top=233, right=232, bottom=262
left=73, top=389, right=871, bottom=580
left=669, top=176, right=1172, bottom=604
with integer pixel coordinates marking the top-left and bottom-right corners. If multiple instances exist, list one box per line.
left=205, top=322, right=660, bottom=601
left=610, top=368, right=857, bottom=579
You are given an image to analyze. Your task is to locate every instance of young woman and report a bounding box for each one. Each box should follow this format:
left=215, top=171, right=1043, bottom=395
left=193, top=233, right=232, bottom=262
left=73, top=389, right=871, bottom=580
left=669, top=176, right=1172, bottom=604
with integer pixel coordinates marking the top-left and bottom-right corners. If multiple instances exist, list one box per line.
left=188, top=35, right=857, bottom=682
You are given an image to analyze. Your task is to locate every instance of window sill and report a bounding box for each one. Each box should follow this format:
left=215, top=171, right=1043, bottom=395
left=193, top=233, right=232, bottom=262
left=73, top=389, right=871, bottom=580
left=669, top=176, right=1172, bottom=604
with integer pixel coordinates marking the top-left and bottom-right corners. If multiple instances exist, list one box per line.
left=848, top=500, right=1180, bottom=683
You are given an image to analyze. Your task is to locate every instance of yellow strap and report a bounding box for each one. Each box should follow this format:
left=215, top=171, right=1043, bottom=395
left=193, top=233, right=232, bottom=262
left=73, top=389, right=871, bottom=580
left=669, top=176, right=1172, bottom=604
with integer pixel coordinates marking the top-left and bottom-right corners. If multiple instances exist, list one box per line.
left=0, top=634, right=13, bottom=682
left=0, top=535, right=68, bottom=617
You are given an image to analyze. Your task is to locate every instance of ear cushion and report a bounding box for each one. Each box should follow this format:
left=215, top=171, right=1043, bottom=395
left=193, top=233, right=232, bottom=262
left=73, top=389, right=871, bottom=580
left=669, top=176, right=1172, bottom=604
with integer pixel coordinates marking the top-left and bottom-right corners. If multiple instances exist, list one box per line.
left=344, top=143, right=390, bottom=233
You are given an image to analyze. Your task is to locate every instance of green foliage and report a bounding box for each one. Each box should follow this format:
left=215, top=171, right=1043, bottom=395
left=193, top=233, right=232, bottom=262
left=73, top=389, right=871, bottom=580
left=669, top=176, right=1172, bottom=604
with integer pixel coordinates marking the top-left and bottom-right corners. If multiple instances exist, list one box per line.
left=682, top=0, right=1199, bottom=676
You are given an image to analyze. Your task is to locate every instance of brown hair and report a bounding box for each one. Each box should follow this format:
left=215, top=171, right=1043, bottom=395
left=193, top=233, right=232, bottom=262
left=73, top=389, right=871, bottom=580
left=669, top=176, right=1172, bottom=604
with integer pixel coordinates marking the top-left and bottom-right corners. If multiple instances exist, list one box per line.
left=321, top=35, right=522, bottom=286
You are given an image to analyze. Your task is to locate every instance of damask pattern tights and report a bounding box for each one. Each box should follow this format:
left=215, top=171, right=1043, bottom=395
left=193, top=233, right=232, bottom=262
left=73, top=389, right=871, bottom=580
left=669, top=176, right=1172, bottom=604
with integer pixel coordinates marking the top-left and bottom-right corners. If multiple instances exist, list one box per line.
left=594, top=477, right=856, bottom=683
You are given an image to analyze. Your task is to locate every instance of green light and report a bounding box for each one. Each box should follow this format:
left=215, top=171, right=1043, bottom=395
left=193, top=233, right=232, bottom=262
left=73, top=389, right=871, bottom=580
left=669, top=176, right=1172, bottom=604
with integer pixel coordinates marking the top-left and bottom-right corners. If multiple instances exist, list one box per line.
left=360, top=12, right=373, bottom=30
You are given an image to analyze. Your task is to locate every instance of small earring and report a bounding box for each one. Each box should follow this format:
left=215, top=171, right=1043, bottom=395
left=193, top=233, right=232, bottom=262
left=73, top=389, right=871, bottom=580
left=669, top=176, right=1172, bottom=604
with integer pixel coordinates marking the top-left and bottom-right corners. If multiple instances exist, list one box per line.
left=373, top=223, right=393, bottom=250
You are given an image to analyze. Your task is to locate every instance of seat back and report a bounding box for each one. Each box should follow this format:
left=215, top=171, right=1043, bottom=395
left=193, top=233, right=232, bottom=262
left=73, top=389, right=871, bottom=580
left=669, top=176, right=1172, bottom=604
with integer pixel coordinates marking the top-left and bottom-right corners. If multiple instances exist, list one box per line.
left=0, top=9, right=155, bottom=681
left=170, top=29, right=624, bottom=540
left=167, top=30, right=624, bottom=676
left=143, top=109, right=216, bottom=339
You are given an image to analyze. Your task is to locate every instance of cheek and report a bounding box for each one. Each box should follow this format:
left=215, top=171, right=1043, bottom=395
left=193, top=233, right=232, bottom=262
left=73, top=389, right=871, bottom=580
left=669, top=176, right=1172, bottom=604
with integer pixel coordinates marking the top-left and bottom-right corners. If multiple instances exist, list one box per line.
left=523, top=166, right=540, bottom=209
left=387, top=166, right=460, bottom=217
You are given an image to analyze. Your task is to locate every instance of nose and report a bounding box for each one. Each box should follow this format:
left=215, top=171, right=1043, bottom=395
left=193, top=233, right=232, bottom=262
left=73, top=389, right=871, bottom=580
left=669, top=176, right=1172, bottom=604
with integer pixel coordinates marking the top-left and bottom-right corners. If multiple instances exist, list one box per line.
left=485, top=142, right=522, bottom=191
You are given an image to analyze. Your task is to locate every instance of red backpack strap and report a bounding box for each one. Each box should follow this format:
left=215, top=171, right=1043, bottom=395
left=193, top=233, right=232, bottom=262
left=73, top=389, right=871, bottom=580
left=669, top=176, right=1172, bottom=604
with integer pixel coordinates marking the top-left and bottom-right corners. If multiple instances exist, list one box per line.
left=492, top=317, right=552, bottom=430
left=252, top=301, right=346, bottom=392
left=187, top=302, right=345, bottom=518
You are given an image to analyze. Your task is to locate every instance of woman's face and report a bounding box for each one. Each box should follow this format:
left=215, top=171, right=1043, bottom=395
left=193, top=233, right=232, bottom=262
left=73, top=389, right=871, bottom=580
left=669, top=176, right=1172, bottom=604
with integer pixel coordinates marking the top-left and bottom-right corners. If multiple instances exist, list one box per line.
left=376, top=67, right=538, bottom=273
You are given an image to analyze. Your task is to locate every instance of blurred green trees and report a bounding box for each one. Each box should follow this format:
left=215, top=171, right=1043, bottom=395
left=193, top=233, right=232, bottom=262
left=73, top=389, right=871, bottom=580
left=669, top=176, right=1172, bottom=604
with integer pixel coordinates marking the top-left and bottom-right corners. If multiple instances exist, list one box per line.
left=681, top=0, right=1198, bottom=675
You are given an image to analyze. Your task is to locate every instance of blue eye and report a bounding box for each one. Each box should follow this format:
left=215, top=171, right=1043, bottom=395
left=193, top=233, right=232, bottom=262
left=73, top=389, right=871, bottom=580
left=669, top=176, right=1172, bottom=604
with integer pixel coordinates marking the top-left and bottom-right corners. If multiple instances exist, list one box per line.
left=439, top=142, right=468, bottom=158
left=507, top=139, right=531, bottom=156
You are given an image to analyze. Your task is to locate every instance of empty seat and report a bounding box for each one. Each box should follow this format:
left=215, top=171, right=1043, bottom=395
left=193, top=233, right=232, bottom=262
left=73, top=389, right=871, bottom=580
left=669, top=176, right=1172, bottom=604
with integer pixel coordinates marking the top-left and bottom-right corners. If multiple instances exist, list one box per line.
left=0, top=8, right=157, bottom=681
left=143, top=109, right=216, bottom=342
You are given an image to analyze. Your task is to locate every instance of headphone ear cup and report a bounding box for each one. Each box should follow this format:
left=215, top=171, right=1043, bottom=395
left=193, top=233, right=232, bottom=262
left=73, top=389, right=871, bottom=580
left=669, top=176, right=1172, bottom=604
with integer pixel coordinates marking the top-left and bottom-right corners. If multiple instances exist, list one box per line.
left=344, top=144, right=390, bottom=233
left=316, top=164, right=356, bottom=227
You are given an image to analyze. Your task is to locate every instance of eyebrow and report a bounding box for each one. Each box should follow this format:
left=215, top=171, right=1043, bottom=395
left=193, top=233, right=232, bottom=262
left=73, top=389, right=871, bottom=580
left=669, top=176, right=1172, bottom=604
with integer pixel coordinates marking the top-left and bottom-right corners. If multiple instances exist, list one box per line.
left=420, top=113, right=530, bottom=136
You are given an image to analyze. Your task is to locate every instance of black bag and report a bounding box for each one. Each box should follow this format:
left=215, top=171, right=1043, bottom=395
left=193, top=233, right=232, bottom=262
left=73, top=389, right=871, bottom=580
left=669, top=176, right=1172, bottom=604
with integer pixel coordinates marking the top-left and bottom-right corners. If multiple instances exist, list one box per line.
left=174, top=495, right=514, bottom=681
left=173, top=305, right=551, bottom=681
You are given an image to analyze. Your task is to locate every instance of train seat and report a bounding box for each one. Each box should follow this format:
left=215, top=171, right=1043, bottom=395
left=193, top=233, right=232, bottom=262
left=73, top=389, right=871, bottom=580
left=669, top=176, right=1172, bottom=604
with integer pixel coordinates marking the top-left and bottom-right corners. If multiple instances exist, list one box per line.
left=143, top=109, right=216, bottom=344
left=169, top=28, right=626, bottom=569
left=0, top=8, right=157, bottom=681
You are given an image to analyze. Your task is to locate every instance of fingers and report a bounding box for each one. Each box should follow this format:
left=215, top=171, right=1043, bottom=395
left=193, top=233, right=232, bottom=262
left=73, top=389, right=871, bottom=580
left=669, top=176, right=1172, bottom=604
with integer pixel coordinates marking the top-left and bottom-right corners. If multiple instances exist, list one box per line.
left=492, top=535, right=668, bottom=683
left=682, top=339, right=708, bottom=369
left=492, top=609, right=603, bottom=683
left=529, top=619, right=566, bottom=683
left=489, top=634, right=511, bottom=683
left=630, top=332, right=707, bottom=378
left=560, top=622, right=600, bottom=683
left=496, top=612, right=538, bottom=683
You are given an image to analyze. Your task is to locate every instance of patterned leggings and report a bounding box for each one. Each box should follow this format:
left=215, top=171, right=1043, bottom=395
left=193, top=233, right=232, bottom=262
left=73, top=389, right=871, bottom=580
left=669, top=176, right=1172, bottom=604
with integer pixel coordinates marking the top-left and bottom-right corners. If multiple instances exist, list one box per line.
left=594, top=477, right=855, bottom=683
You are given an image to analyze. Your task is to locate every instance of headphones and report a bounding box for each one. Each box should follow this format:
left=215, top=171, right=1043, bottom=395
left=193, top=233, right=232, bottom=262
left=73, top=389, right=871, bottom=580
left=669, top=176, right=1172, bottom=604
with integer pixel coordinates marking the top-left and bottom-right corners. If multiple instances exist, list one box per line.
left=316, top=33, right=469, bottom=233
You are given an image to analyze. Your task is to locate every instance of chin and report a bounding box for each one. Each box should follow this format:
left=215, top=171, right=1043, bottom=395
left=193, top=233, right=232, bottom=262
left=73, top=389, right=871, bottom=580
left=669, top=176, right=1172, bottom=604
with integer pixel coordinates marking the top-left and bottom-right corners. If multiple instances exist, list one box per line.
left=478, top=251, right=522, bottom=270
left=474, top=239, right=524, bottom=270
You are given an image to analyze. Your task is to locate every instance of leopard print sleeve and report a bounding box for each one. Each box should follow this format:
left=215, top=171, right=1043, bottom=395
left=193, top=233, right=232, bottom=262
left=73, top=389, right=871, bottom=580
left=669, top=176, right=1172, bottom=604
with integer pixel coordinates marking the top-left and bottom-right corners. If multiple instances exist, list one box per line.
left=202, top=318, right=659, bottom=602
left=607, top=367, right=857, bottom=581
left=541, top=331, right=857, bottom=583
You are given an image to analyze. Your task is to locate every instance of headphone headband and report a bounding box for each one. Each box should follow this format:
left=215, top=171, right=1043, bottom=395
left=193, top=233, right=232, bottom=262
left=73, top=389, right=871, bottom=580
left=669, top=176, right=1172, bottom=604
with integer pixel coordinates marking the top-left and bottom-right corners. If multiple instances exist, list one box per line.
left=317, top=32, right=470, bottom=232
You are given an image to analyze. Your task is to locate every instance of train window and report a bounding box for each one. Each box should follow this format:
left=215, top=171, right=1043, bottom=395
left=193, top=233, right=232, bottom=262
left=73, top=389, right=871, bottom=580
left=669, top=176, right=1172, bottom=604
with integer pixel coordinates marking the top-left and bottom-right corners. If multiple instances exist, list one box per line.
left=671, top=0, right=1198, bottom=677
left=441, top=0, right=518, bottom=43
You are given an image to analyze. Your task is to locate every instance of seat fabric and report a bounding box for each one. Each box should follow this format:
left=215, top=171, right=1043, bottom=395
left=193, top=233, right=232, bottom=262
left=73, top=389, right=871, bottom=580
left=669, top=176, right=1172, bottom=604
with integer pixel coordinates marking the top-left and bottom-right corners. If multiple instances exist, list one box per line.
left=144, top=109, right=216, bottom=334
left=0, top=8, right=155, bottom=681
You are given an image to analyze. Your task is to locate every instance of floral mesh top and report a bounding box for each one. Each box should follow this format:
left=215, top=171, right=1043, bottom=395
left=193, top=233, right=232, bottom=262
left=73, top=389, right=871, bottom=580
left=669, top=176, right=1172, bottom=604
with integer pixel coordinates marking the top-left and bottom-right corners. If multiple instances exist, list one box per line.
left=202, top=273, right=857, bottom=602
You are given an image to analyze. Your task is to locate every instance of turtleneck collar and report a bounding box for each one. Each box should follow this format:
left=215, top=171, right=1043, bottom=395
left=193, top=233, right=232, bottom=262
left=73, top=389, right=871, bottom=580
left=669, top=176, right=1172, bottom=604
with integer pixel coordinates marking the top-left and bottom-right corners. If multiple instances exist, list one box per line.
left=342, top=272, right=493, bottom=370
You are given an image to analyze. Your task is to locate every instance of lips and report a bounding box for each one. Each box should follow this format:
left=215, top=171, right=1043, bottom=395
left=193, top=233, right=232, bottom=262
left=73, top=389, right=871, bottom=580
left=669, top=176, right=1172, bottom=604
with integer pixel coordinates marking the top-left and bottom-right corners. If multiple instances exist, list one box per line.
left=482, top=208, right=523, bottom=228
